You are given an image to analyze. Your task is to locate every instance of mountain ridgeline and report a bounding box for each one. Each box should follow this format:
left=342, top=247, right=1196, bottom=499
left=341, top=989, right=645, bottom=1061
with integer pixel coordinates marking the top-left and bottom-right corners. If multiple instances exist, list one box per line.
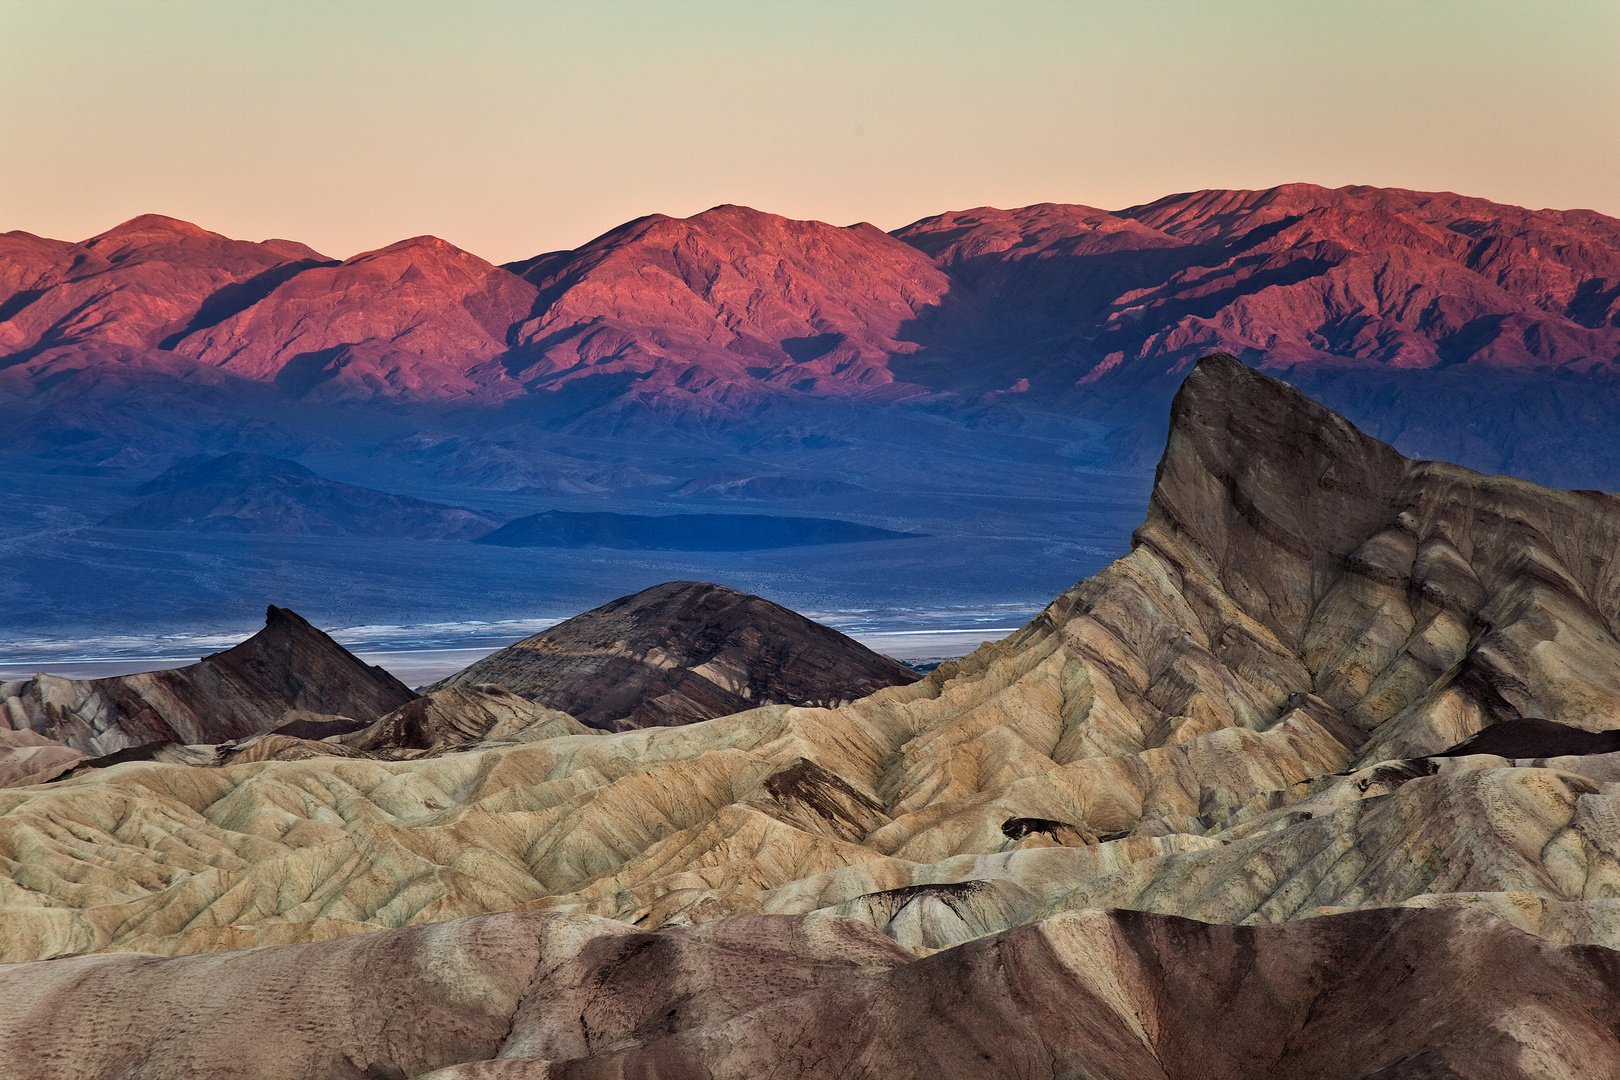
left=8, top=183, right=1620, bottom=637
left=3, top=184, right=1619, bottom=488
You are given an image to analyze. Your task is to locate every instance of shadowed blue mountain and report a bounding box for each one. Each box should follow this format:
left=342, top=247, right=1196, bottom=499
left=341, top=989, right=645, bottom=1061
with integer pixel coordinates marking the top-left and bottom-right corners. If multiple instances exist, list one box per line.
left=475, top=510, right=925, bottom=551
left=104, top=453, right=501, bottom=540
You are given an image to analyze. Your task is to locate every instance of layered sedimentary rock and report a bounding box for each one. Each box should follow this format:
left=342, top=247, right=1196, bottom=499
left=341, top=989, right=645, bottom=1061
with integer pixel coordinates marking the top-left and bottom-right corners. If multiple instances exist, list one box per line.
left=1, top=906, right=1615, bottom=1080
left=5, top=356, right=1620, bottom=1073
left=434, top=581, right=920, bottom=729
left=268, top=685, right=591, bottom=761
left=0, top=606, right=415, bottom=754
left=0, top=729, right=83, bottom=787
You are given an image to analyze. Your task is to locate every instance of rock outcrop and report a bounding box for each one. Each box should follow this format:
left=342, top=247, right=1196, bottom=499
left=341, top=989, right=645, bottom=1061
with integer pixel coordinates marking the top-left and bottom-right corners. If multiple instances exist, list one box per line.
left=0, top=606, right=415, bottom=754
left=0, top=729, right=83, bottom=787
left=433, top=581, right=920, bottom=729
left=324, top=685, right=590, bottom=757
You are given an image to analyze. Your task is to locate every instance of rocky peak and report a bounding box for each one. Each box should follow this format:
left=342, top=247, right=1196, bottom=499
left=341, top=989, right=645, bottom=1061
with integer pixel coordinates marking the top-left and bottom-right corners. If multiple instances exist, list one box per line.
left=0, top=606, right=415, bottom=754
left=1146, top=353, right=1409, bottom=647
left=433, top=581, right=919, bottom=730
left=1126, top=352, right=1620, bottom=759
left=201, top=605, right=416, bottom=721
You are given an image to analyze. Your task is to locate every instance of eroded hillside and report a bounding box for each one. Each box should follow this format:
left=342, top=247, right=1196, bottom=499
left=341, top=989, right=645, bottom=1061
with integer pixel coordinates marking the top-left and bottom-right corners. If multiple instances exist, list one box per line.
left=6, top=355, right=1620, bottom=1075
left=5, top=356, right=1620, bottom=967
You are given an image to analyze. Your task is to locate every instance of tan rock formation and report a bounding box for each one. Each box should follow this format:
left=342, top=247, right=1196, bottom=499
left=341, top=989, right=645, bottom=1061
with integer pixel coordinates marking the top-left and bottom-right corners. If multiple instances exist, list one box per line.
left=3, top=355, right=1620, bottom=1073
left=0, top=729, right=82, bottom=787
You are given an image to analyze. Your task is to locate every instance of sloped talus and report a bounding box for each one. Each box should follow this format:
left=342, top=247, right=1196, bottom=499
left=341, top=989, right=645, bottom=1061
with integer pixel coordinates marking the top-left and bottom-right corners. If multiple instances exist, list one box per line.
left=0, top=606, right=415, bottom=754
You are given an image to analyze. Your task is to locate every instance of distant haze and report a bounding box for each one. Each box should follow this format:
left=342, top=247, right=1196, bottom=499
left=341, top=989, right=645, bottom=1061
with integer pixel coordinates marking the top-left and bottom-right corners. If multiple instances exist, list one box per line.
left=2, top=0, right=1616, bottom=263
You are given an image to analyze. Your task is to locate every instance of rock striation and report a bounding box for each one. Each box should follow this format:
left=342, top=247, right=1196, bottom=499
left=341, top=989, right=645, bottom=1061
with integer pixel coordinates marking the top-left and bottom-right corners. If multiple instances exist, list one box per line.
left=0, top=906, right=1616, bottom=1079
left=7, top=358, right=1620, bottom=966
left=0, top=606, right=415, bottom=754
left=6, top=357, right=1620, bottom=1073
left=0, top=729, right=83, bottom=787
left=434, top=581, right=920, bottom=729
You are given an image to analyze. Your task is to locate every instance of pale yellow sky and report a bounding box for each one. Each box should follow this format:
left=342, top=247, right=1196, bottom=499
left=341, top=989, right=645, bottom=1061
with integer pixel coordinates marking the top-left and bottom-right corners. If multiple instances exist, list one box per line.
left=2, top=0, right=1616, bottom=264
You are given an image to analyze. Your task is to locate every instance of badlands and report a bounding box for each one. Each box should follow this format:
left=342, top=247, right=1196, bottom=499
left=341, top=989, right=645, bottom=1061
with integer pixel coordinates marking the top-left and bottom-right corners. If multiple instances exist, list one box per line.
left=4, top=355, right=1620, bottom=1076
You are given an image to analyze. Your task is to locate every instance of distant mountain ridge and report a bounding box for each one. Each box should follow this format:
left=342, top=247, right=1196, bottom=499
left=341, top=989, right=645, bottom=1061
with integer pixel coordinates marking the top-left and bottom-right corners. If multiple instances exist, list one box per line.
left=475, top=510, right=921, bottom=551
left=4, top=184, right=1620, bottom=487
left=104, top=452, right=503, bottom=539
left=4, top=187, right=1614, bottom=405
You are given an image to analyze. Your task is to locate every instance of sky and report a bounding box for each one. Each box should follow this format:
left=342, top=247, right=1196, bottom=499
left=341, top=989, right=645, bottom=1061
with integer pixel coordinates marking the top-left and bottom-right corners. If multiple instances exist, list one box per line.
left=2, top=0, right=1617, bottom=264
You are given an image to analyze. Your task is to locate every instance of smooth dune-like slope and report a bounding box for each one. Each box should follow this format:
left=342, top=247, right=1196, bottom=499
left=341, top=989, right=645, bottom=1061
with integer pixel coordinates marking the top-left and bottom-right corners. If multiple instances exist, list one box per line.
left=103, top=452, right=502, bottom=539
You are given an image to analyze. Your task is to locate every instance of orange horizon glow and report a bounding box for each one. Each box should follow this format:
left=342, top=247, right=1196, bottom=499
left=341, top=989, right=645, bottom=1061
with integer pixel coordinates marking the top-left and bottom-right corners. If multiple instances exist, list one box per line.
left=3, top=0, right=1617, bottom=265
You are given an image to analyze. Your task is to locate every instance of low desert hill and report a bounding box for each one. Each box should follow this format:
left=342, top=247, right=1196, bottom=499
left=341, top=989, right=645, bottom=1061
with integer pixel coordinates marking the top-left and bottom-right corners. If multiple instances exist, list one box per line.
left=474, top=510, right=920, bottom=550
left=433, top=581, right=920, bottom=729
left=103, top=452, right=503, bottom=539
left=0, top=605, right=414, bottom=754
left=5, top=356, right=1620, bottom=1075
